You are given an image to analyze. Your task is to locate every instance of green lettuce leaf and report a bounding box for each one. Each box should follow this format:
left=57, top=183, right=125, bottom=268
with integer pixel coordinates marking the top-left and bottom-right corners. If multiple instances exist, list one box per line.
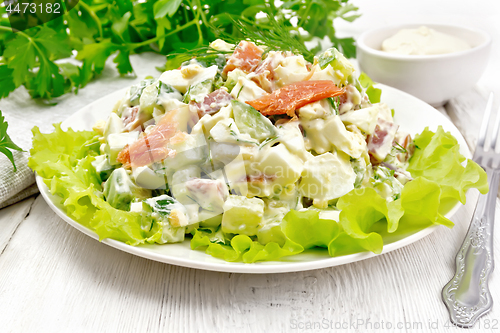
left=282, top=209, right=340, bottom=249
left=29, top=124, right=162, bottom=246
left=398, top=177, right=453, bottom=228
left=333, top=187, right=399, bottom=255
left=324, top=177, right=456, bottom=257
left=190, top=228, right=303, bottom=263
left=408, top=126, right=489, bottom=204
left=358, top=72, right=382, bottom=104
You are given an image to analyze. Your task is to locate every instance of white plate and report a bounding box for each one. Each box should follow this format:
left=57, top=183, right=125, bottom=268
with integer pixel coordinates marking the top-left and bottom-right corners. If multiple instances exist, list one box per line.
left=36, top=84, right=471, bottom=274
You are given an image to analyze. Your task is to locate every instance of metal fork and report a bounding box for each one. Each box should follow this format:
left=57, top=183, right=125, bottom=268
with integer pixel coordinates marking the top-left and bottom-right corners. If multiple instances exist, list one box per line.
left=442, top=93, right=498, bottom=328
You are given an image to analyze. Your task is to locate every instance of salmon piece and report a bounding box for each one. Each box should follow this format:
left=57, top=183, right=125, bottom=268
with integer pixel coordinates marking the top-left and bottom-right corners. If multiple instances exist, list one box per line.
left=116, top=146, right=131, bottom=168
left=222, top=41, right=263, bottom=76
left=117, top=109, right=182, bottom=167
left=246, top=80, right=344, bottom=117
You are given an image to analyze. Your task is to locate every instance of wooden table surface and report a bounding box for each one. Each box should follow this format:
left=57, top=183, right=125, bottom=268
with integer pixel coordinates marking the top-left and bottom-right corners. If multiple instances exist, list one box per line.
left=1, top=1, right=500, bottom=332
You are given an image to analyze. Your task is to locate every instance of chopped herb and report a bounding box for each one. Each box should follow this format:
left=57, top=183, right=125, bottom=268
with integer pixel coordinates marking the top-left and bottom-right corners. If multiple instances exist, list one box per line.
left=328, top=97, right=340, bottom=115
left=236, top=85, right=244, bottom=99
left=229, top=128, right=257, bottom=144
left=259, top=136, right=279, bottom=150
left=392, top=142, right=407, bottom=154
left=371, top=165, right=395, bottom=186
left=129, top=79, right=154, bottom=105
left=186, top=195, right=201, bottom=207
left=318, top=49, right=336, bottom=70
left=193, top=54, right=227, bottom=72
left=158, top=81, right=175, bottom=95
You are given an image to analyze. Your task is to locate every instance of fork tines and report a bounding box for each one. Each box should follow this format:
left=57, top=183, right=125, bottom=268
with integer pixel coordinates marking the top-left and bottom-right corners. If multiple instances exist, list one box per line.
left=473, top=93, right=500, bottom=169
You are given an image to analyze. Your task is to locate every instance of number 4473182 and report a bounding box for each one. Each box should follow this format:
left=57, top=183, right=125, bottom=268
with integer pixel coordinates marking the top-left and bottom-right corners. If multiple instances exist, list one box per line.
left=5, top=2, right=61, bottom=15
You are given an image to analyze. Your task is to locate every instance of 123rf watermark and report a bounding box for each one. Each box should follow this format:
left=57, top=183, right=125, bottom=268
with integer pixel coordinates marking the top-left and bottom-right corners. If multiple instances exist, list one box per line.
left=290, top=317, right=499, bottom=331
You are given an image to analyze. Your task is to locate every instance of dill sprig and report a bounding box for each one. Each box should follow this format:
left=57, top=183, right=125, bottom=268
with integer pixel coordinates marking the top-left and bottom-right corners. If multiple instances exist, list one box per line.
left=220, top=13, right=315, bottom=62
left=164, top=11, right=316, bottom=69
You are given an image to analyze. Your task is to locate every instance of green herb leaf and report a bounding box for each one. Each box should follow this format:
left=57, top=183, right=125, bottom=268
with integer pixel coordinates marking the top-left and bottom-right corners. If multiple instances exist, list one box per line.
left=112, top=11, right=132, bottom=42
left=77, top=41, right=119, bottom=87
left=34, top=27, right=73, bottom=59
left=154, top=0, right=183, bottom=18
left=0, top=110, right=24, bottom=171
left=113, top=49, right=134, bottom=75
left=3, top=27, right=72, bottom=98
left=32, top=59, right=66, bottom=99
left=0, top=65, right=17, bottom=98
left=3, top=33, right=37, bottom=87
left=58, top=62, right=82, bottom=93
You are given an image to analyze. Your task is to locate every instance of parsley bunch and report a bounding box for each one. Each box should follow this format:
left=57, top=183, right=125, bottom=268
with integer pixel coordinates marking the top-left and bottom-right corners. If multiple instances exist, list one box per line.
left=0, top=0, right=359, bottom=100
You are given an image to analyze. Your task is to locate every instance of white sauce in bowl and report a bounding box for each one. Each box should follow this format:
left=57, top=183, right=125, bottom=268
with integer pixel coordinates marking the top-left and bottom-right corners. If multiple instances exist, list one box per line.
left=381, top=26, right=471, bottom=55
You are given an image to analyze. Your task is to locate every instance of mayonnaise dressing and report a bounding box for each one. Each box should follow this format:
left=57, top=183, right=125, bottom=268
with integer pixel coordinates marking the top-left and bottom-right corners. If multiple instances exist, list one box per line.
left=381, top=26, right=470, bottom=55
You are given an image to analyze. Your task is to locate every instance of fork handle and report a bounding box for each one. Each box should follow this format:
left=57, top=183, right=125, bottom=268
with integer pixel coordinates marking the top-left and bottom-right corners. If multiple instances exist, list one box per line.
left=442, top=168, right=498, bottom=328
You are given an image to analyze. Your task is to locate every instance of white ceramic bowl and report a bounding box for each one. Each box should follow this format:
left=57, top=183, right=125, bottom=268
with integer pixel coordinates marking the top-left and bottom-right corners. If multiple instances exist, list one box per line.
left=357, top=23, right=491, bottom=106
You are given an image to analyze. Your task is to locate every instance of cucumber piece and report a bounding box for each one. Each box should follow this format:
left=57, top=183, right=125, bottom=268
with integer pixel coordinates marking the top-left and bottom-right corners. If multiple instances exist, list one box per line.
left=139, top=83, right=159, bottom=114
left=221, top=195, right=264, bottom=236
left=231, top=100, right=277, bottom=142
left=318, top=47, right=355, bottom=84
left=143, top=195, right=177, bottom=216
left=142, top=194, right=189, bottom=243
left=224, top=68, right=246, bottom=91
left=183, top=79, right=214, bottom=103
left=140, top=81, right=182, bottom=114
left=129, top=79, right=154, bottom=106
left=158, top=81, right=183, bottom=102
left=103, top=168, right=151, bottom=211
left=91, top=155, right=115, bottom=183
left=132, top=166, right=168, bottom=190
left=213, top=73, right=225, bottom=90
left=103, top=113, right=124, bottom=140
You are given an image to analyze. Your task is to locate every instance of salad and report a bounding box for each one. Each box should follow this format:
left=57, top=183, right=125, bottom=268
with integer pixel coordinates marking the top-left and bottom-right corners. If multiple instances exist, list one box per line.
left=29, top=40, right=488, bottom=263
